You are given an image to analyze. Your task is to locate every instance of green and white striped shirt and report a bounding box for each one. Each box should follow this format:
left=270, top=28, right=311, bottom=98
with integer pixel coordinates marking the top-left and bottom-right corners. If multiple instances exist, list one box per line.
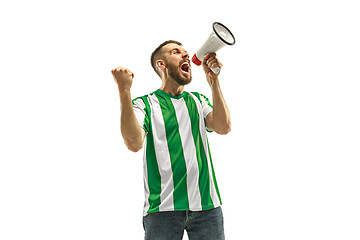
left=132, top=89, right=222, bottom=216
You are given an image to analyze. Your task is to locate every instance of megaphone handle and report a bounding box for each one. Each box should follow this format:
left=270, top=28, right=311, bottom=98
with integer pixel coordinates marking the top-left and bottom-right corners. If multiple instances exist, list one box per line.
left=211, top=67, right=220, bottom=74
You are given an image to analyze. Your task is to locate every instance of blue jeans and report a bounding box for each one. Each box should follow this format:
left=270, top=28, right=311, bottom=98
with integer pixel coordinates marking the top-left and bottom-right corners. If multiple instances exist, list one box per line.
left=143, top=207, right=225, bottom=240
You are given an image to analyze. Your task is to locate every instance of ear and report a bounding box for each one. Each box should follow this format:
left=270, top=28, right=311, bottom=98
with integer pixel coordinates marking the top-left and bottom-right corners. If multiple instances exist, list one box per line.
left=156, top=59, right=166, bottom=72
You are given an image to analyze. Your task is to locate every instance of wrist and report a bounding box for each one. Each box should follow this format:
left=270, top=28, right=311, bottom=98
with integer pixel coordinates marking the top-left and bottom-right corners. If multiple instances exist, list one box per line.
left=118, top=87, right=131, bottom=95
left=209, top=78, right=220, bottom=90
left=119, top=88, right=132, bottom=101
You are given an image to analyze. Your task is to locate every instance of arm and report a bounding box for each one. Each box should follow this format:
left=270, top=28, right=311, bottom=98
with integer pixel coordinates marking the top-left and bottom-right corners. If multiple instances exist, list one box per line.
left=202, top=53, right=231, bottom=135
left=111, top=67, right=145, bottom=152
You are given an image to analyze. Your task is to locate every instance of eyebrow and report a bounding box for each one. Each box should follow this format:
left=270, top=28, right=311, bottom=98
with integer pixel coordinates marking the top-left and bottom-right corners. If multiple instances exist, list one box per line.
left=170, top=48, right=188, bottom=54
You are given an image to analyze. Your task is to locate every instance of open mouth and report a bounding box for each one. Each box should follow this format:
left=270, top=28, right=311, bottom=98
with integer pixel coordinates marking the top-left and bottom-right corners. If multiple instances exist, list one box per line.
left=180, top=61, right=190, bottom=75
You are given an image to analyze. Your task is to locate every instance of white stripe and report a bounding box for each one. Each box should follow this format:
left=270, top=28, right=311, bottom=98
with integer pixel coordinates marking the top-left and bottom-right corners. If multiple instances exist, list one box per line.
left=133, top=98, right=146, bottom=129
left=149, top=94, right=174, bottom=211
left=142, top=138, right=150, bottom=216
left=205, top=137, right=221, bottom=207
left=171, top=98, right=202, bottom=210
left=189, top=93, right=220, bottom=207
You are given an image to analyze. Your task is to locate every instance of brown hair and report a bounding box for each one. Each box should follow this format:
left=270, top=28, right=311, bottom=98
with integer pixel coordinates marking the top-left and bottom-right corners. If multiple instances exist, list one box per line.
left=150, top=40, right=182, bottom=77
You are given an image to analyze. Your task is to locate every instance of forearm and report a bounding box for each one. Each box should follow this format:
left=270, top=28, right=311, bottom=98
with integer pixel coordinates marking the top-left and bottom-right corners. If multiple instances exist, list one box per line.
left=119, top=89, right=144, bottom=152
left=210, top=79, right=231, bottom=134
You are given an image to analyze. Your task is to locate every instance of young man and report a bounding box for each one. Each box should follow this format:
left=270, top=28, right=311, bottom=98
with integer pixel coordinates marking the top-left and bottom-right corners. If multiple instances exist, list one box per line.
left=111, top=40, right=231, bottom=240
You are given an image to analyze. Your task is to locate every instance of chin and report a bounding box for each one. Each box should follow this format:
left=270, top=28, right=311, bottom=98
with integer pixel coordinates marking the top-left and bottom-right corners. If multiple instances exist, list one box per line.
left=180, top=71, right=192, bottom=85
left=178, top=76, right=192, bottom=86
left=175, top=79, right=191, bottom=86
left=170, top=71, right=192, bottom=86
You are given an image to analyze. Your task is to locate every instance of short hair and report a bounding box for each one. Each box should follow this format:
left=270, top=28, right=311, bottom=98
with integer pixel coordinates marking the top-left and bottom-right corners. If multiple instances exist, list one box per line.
left=150, top=40, right=182, bottom=77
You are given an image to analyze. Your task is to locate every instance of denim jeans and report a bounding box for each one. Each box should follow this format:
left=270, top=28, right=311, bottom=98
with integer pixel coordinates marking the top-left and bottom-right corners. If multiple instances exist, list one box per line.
left=143, top=207, right=225, bottom=240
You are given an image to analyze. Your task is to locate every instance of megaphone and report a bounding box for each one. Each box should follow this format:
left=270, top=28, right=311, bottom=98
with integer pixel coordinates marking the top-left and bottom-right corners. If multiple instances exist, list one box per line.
left=192, top=22, right=236, bottom=74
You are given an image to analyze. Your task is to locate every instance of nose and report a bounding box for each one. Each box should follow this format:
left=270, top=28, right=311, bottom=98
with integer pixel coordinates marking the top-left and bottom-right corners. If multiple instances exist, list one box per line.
left=182, top=52, right=189, bottom=59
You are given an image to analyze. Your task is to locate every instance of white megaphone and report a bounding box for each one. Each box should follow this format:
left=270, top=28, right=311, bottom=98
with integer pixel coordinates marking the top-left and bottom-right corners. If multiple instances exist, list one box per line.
left=192, top=22, right=236, bottom=74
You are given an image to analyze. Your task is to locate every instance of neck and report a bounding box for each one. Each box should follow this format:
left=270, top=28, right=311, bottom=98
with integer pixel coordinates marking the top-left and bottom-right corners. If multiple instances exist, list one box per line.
left=159, top=77, right=185, bottom=96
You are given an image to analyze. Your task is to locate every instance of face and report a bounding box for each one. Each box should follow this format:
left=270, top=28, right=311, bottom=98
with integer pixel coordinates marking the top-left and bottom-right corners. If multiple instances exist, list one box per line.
left=160, top=43, right=192, bottom=86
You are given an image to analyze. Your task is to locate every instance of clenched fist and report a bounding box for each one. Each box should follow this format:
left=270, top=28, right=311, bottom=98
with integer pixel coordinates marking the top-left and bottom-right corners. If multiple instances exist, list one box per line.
left=111, top=67, right=134, bottom=91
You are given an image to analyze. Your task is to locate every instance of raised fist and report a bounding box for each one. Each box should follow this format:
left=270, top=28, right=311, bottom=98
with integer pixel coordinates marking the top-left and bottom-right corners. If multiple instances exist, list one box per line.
left=111, top=67, right=134, bottom=91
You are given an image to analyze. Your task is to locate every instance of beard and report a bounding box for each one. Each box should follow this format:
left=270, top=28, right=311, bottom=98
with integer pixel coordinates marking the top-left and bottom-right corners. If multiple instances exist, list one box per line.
left=165, top=60, right=192, bottom=86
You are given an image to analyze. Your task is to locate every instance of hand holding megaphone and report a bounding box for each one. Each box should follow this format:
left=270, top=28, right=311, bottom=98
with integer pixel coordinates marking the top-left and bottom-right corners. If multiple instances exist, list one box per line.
left=202, top=53, right=223, bottom=75
left=192, top=22, right=236, bottom=74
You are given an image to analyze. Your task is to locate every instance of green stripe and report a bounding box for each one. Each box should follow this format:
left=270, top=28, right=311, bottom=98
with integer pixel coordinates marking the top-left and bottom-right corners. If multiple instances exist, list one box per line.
left=191, top=92, right=213, bottom=108
left=185, top=94, right=214, bottom=210
left=156, top=93, right=189, bottom=210
left=207, top=137, right=222, bottom=204
left=142, top=96, right=162, bottom=213
left=191, top=92, right=213, bottom=133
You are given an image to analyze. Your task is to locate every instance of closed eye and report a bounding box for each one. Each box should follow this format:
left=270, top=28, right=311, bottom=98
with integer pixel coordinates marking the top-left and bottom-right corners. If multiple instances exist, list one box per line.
left=171, top=48, right=187, bottom=55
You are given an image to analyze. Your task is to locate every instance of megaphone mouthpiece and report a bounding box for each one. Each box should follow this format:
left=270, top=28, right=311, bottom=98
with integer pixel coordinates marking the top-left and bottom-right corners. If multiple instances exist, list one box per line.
left=191, top=54, right=202, bottom=66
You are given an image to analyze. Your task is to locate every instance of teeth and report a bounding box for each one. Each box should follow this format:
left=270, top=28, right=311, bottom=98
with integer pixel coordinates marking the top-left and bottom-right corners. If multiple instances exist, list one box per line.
left=181, top=62, right=190, bottom=73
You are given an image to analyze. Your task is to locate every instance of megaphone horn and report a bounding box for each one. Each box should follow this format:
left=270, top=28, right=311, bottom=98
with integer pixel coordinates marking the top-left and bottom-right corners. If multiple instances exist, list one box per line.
left=192, top=22, right=236, bottom=74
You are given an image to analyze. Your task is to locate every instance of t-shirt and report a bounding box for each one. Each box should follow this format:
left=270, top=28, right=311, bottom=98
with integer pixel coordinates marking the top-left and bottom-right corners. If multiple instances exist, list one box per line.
left=132, top=89, right=222, bottom=216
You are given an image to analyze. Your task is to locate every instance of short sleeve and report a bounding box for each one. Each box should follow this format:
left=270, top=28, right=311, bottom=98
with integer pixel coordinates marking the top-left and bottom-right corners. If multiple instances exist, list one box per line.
left=190, top=92, right=213, bottom=132
left=198, top=93, right=213, bottom=119
left=132, top=97, right=149, bottom=133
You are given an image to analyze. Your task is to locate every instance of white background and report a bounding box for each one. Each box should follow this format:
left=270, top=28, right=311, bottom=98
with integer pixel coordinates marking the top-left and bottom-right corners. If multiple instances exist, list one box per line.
left=1, top=0, right=359, bottom=239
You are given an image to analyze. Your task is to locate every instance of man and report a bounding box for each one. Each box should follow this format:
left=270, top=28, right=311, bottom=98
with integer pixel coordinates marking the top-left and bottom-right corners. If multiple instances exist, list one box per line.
left=111, top=40, right=231, bottom=240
